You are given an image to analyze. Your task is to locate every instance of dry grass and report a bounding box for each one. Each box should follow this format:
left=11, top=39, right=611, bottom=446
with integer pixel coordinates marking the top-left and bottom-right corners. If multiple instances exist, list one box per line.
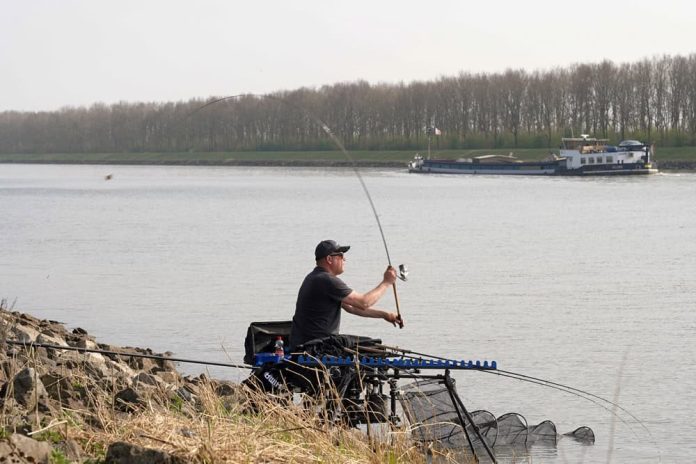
left=65, top=381, right=432, bottom=463
left=0, top=345, right=430, bottom=462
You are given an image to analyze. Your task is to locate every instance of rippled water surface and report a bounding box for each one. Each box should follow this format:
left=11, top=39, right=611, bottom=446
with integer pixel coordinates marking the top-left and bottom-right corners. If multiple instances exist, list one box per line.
left=1, top=164, right=695, bottom=463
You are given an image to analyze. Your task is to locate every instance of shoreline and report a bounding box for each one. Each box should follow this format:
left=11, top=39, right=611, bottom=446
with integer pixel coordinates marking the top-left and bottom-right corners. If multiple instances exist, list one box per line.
left=0, top=307, right=422, bottom=463
left=0, top=159, right=407, bottom=168
left=1, top=158, right=694, bottom=171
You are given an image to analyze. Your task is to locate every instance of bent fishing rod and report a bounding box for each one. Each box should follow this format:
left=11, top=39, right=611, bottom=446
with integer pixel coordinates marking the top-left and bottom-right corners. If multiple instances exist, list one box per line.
left=379, top=343, right=641, bottom=414
left=378, top=343, right=660, bottom=455
left=479, top=366, right=661, bottom=461
left=191, top=94, right=407, bottom=327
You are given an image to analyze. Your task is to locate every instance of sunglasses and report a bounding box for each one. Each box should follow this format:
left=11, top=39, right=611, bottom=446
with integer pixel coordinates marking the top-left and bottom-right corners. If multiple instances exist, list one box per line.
left=329, top=252, right=345, bottom=259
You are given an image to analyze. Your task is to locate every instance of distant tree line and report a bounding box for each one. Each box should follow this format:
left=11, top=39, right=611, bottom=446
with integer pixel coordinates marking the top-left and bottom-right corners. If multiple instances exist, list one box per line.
left=2, top=54, right=696, bottom=154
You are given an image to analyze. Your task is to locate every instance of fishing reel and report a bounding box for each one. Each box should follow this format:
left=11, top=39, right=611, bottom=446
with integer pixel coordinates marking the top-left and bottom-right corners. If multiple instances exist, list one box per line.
left=398, top=264, right=408, bottom=281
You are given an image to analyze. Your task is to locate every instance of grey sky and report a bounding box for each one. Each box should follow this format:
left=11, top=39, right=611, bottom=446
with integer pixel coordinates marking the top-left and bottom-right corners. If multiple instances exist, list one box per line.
left=2, top=0, right=695, bottom=111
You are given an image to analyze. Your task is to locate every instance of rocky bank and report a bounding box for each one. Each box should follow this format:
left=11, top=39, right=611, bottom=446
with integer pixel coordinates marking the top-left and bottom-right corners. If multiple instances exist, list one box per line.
left=0, top=308, right=241, bottom=463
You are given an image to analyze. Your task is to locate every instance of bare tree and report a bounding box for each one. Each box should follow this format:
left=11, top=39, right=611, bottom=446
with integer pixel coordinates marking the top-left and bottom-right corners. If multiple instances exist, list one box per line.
left=3, top=54, right=696, bottom=154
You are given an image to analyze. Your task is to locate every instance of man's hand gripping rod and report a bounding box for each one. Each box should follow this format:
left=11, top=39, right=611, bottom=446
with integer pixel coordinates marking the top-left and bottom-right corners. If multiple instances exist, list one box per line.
left=392, top=264, right=408, bottom=329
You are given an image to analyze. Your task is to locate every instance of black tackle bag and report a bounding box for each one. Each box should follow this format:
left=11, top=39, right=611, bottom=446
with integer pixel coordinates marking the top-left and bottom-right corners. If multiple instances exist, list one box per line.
left=243, top=321, right=292, bottom=365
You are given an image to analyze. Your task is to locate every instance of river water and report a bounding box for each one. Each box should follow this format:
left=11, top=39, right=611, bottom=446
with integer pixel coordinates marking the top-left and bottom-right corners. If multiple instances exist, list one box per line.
left=1, top=164, right=694, bottom=463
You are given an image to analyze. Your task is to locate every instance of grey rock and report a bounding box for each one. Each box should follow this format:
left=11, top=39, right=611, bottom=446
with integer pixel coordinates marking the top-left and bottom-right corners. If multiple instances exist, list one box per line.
left=60, top=438, right=83, bottom=462
left=105, top=441, right=186, bottom=464
left=157, top=371, right=181, bottom=385
left=0, top=433, right=53, bottom=464
left=40, top=373, right=80, bottom=406
left=0, top=441, right=12, bottom=462
left=114, top=387, right=142, bottom=412
left=215, top=381, right=236, bottom=396
left=36, top=333, right=68, bottom=348
left=101, top=358, right=136, bottom=384
left=175, top=386, right=193, bottom=403
left=1, top=358, right=20, bottom=382
left=12, top=367, right=49, bottom=409
left=133, top=372, right=159, bottom=387
left=10, top=324, right=40, bottom=343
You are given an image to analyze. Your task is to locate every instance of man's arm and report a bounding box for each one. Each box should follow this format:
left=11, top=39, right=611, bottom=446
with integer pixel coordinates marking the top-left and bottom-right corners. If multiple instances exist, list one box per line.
left=341, top=266, right=397, bottom=310
left=342, top=302, right=402, bottom=327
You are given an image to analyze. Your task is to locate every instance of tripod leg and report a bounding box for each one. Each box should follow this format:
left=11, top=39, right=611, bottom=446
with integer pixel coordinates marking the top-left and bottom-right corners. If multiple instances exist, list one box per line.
left=444, top=370, right=497, bottom=463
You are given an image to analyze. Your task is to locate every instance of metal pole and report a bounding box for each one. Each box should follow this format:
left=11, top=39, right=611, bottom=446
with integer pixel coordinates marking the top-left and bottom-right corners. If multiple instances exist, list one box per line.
left=388, top=377, right=399, bottom=425
left=444, top=370, right=479, bottom=463
left=446, top=371, right=497, bottom=463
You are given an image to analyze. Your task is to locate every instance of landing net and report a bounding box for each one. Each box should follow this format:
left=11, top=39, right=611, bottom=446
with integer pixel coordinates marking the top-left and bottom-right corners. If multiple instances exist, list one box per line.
left=399, top=379, right=594, bottom=454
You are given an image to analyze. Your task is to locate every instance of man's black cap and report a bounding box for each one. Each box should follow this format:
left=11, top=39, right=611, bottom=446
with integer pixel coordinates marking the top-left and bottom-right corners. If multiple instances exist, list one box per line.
left=315, top=240, right=350, bottom=260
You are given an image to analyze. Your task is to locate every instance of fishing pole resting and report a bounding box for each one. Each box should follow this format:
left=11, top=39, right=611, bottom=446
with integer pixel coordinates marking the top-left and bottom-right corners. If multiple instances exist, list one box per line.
left=7, top=330, right=659, bottom=462
left=243, top=324, right=626, bottom=462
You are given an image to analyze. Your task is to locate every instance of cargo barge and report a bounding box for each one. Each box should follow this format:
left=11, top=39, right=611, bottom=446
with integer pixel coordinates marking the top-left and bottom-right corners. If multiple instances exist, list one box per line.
left=408, top=136, right=658, bottom=176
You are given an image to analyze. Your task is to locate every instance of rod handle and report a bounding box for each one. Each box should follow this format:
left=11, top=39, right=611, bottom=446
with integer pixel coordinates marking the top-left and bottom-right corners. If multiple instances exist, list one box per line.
left=392, top=283, right=404, bottom=329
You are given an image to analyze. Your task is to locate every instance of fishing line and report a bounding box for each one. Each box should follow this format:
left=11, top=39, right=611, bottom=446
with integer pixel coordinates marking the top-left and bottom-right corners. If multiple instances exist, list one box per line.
left=482, top=369, right=663, bottom=462
left=380, top=344, right=638, bottom=412
left=379, top=344, right=660, bottom=450
left=495, top=368, right=648, bottom=430
left=476, top=369, right=639, bottom=436
left=493, top=368, right=661, bottom=460
left=191, top=94, right=393, bottom=265
left=385, top=349, right=621, bottom=411
left=191, top=94, right=405, bottom=326
left=376, top=344, right=453, bottom=361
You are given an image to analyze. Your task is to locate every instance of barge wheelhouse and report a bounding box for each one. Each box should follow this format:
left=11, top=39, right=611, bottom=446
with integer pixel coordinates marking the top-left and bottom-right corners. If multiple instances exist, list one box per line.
left=557, top=136, right=658, bottom=175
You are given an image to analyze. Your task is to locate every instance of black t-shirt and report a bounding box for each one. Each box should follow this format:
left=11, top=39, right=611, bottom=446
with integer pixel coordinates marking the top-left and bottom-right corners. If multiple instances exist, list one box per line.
left=289, top=266, right=352, bottom=349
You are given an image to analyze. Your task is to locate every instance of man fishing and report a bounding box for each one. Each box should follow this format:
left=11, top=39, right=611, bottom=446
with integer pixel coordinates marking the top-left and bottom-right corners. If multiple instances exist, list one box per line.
left=289, top=239, right=403, bottom=350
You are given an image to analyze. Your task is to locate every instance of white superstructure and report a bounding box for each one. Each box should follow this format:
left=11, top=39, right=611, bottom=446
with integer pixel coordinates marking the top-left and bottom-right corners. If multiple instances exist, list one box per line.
left=560, top=135, right=658, bottom=175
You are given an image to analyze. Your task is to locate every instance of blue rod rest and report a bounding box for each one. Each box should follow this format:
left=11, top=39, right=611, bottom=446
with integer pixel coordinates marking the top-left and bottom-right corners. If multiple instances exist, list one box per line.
left=257, top=353, right=498, bottom=370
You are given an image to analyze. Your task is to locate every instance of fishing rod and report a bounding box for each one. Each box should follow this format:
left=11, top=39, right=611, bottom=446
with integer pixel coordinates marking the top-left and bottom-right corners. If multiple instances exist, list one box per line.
left=489, top=368, right=661, bottom=458
left=5, top=340, right=251, bottom=370
left=375, top=347, right=662, bottom=459
left=376, top=343, right=458, bottom=362
left=381, top=346, right=621, bottom=405
left=479, top=368, right=662, bottom=462
left=12, top=336, right=652, bottom=444
left=477, top=369, right=638, bottom=433
left=377, top=344, right=657, bottom=438
left=494, top=368, right=650, bottom=429
left=191, top=94, right=407, bottom=327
